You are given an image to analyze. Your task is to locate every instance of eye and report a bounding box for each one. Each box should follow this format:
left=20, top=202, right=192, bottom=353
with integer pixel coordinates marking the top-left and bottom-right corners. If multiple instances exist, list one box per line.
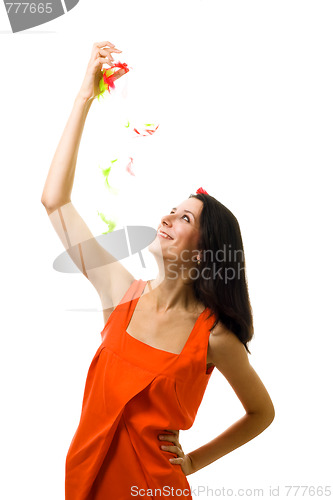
left=170, top=211, right=190, bottom=223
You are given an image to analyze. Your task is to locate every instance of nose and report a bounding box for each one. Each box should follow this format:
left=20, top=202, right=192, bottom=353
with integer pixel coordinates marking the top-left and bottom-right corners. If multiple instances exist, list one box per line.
left=160, top=213, right=173, bottom=227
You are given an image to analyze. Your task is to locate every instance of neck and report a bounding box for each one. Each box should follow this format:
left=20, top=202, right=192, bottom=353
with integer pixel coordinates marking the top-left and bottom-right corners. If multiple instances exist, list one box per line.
left=144, top=259, right=202, bottom=314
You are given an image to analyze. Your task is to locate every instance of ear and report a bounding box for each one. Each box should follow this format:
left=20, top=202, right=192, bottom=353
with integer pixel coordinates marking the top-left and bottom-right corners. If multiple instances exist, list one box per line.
left=196, top=250, right=203, bottom=262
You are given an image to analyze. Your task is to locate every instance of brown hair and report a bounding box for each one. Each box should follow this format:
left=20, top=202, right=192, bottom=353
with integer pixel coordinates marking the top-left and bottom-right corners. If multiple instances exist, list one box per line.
left=188, top=192, right=254, bottom=354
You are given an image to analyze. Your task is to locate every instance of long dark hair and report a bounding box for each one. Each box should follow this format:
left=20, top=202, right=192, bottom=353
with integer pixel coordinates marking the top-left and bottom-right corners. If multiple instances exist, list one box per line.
left=188, top=192, right=254, bottom=354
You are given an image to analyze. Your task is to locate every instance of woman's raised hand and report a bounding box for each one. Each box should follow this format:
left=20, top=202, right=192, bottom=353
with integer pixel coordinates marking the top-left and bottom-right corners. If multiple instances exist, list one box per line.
left=78, top=41, right=125, bottom=102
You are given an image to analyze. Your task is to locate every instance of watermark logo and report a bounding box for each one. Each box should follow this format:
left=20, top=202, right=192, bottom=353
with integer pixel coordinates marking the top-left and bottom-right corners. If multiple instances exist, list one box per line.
left=51, top=223, right=245, bottom=312
left=53, top=225, right=156, bottom=273
left=53, top=226, right=244, bottom=284
left=2, top=0, right=80, bottom=33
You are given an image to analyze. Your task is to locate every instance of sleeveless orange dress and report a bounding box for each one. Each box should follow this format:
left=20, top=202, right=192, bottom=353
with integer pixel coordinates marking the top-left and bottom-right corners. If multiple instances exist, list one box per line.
left=65, top=279, right=216, bottom=500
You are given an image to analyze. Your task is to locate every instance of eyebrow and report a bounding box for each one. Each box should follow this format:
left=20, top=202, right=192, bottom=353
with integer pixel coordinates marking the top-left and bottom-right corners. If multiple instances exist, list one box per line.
left=170, top=207, right=196, bottom=220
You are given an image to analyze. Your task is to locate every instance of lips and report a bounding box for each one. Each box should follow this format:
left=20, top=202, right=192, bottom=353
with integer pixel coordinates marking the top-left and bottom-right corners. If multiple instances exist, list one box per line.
left=157, top=228, right=173, bottom=240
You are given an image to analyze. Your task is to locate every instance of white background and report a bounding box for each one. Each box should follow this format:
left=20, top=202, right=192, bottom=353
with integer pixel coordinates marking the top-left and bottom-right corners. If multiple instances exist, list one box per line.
left=1, top=1, right=332, bottom=498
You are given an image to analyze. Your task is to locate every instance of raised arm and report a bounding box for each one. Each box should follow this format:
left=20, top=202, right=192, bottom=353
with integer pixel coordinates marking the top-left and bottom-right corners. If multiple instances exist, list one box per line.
left=41, top=41, right=135, bottom=322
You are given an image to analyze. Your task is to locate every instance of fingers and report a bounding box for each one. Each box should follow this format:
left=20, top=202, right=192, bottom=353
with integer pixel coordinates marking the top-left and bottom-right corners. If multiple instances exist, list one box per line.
left=159, top=431, right=185, bottom=463
left=98, top=48, right=116, bottom=65
left=94, top=41, right=115, bottom=49
left=159, top=432, right=182, bottom=449
left=161, top=444, right=185, bottom=460
left=93, top=42, right=122, bottom=55
left=91, top=41, right=122, bottom=67
left=112, top=68, right=127, bottom=81
left=99, top=46, right=122, bottom=57
left=162, top=444, right=183, bottom=454
left=160, top=430, right=179, bottom=441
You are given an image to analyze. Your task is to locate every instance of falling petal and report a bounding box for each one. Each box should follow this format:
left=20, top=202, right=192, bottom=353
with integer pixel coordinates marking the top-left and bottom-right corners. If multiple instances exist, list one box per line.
left=101, top=166, right=111, bottom=178
left=97, top=211, right=117, bottom=234
left=132, top=123, right=159, bottom=137
left=99, top=160, right=118, bottom=191
left=125, top=157, right=135, bottom=176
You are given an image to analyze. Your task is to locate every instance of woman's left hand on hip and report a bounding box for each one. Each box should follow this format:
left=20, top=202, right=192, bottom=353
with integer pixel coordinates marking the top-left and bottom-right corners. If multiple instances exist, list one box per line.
left=158, top=429, right=195, bottom=476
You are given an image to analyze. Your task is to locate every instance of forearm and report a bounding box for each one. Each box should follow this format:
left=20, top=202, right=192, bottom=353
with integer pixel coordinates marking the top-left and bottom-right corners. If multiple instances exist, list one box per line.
left=41, top=93, right=93, bottom=208
left=188, top=411, right=274, bottom=474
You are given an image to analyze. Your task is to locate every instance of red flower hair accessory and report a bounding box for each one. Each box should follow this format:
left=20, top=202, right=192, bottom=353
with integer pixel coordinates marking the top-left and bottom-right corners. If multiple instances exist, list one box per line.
left=196, top=187, right=209, bottom=195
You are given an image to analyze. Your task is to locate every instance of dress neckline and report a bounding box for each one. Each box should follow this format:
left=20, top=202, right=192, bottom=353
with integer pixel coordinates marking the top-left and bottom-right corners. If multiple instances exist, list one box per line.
left=125, top=280, right=208, bottom=357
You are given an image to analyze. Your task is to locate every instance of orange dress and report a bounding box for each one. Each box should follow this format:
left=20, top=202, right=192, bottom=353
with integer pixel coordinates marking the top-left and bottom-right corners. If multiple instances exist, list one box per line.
left=65, top=279, right=216, bottom=500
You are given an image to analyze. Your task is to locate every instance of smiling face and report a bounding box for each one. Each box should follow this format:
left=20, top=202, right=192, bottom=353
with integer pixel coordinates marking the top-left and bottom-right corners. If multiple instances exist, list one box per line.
left=149, top=197, right=204, bottom=267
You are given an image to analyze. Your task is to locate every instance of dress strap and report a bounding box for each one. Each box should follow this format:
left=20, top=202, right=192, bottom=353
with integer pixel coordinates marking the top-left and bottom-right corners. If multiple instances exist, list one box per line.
left=114, top=279, right=145, bottom=313
left=110, top=279, right=146, bottom=327
left=178, top=307, right=217, bottom=376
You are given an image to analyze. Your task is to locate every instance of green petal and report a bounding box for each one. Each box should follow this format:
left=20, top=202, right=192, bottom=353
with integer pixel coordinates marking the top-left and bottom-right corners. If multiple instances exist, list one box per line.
left=97, top=211, right=117, bottom=234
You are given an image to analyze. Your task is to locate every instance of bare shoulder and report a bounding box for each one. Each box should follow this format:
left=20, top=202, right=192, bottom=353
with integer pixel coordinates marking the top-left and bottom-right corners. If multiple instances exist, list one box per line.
left=207, top=321, right=250, bottom=373
left=209, top=321, right=247, bottom=354
left=100, top=271, right=136, bottom=325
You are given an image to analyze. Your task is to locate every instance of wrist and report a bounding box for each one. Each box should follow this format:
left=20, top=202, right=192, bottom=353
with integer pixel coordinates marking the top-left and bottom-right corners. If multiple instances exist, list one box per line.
left=75, top=93, right=94, bottom=108
left=187, top=453, right=198, bottom=475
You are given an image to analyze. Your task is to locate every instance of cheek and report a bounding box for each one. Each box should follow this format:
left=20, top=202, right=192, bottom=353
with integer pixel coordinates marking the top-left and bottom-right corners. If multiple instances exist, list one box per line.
left=180, top=232, right=199, bottom=250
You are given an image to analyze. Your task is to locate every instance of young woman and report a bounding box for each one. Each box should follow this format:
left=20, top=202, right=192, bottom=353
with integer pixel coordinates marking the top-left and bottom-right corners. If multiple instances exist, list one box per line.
left=41, top=41, right=275, bottom=500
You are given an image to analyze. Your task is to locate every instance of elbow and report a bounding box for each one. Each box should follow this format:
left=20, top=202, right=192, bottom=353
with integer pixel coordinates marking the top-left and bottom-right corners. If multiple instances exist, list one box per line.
left=41, top=193, right=51, bottom=207
left=247, top=404, right=275, bottom=428
left=41, top=198, right=52, bottom=213
left=41, top=197, right=57, bottom=216
left=41, top=196, right=71, bottom=212
left=262, top=403, right=275, bottom=427
left=259, top=396, right=276, bottom=426
left=265, top=406, right=275, bottom=426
